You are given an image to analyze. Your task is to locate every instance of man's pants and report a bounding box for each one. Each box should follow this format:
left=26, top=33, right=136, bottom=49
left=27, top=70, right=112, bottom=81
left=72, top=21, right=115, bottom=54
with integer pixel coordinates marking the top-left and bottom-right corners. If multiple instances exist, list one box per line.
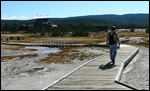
left=109, top=44, right=117, bottom=61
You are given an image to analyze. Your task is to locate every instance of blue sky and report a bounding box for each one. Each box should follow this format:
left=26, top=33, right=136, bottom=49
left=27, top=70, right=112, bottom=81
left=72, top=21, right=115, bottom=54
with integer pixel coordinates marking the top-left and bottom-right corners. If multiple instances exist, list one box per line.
left=1, top=1, right=149, bottom=20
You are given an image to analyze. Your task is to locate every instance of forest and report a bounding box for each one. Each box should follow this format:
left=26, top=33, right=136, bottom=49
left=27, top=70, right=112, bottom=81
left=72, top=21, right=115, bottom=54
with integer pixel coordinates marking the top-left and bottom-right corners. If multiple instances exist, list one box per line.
left=1, top=14, right=149, bottom=37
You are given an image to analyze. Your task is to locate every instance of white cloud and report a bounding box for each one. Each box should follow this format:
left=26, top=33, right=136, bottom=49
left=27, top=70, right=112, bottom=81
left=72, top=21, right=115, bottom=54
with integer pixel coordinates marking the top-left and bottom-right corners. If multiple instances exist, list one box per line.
left=1, top=15, right=8, bottom=19
left=1, top=15, right=19, bottom=20
left=1, top=15, right=53, bottom=20
left=33, top=15, right=53, bottom=19
left=20, top=16, right=30, bottom=20
left=10, top=16, right=18, bottom=20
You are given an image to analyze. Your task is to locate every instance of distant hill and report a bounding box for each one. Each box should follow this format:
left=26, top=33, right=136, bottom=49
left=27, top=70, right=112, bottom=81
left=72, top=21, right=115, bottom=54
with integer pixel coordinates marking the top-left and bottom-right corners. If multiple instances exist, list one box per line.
left=56, top=13, right=149, bottom=26
left=1, top=13, right=149, bottom=26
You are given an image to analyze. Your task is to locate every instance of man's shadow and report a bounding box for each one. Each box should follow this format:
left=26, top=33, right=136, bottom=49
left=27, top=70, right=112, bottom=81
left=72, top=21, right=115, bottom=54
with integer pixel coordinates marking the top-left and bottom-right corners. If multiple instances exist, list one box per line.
left=98, top=62, right=116, bottom=70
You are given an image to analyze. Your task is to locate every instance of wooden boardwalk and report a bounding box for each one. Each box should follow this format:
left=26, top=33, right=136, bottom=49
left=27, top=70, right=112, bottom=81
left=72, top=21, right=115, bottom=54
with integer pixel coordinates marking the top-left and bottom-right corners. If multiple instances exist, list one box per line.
left=44, top=44, right=138, bottom=90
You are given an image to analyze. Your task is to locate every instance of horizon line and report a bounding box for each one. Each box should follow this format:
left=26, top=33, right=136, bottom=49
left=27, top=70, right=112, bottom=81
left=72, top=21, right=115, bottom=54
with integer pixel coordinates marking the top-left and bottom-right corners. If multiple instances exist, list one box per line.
left=1, top=13, right=149, bottom=21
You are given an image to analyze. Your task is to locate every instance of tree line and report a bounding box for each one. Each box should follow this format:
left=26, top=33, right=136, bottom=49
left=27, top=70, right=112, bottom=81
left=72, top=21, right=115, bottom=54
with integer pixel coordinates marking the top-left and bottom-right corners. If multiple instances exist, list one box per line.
left=1, top=23, right=149, bottom=37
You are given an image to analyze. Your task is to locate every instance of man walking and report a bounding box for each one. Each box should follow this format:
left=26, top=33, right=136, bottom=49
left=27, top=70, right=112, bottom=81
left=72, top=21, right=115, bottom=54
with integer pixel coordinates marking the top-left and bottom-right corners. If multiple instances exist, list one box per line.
left=106, top=26, right=120, bottom=65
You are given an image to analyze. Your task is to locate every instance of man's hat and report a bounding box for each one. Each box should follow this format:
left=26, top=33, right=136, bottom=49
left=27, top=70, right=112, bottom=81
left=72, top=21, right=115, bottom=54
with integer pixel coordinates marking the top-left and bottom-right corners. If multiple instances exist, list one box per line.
left=111, top=26, right=116, bottom=30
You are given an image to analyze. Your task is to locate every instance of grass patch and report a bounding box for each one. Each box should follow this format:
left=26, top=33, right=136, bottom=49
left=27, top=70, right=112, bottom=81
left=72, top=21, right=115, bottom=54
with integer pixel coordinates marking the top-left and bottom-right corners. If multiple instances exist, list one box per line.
left=1, top=44, right=24, bottom=50
left=24, top=48, right=38, bottom=51
left=59, top=47, right=80, bottom=52
left=1, top=54, right=38, bottom=61
left=41, top=52, right=72, bottom=64
left=40, top=47, right=89, bottom=64
left=40, top=47, right=76, bottom=64
left=135, top=38, right=149, bottom=48
left=119, top=32, right=148, bottom=37
left=1, top=32, right=149, bottom=47
left=40, top=47, right=97, bottom=64
left=136, top=42, right=149, bottom=48
left=1, top=34, right=107, bottom=43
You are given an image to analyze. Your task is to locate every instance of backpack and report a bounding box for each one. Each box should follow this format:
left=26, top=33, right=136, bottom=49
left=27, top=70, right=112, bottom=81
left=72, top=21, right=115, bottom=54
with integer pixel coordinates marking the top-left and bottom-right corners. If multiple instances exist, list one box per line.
left=108, top=32, right=117, bottom=45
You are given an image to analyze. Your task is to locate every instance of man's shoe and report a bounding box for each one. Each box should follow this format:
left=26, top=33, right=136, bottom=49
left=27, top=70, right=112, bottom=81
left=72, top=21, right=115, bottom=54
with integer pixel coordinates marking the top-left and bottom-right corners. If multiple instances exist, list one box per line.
left=112, top=59, right=115, bottom=65
left=112, top=62, right=115, bottom=65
